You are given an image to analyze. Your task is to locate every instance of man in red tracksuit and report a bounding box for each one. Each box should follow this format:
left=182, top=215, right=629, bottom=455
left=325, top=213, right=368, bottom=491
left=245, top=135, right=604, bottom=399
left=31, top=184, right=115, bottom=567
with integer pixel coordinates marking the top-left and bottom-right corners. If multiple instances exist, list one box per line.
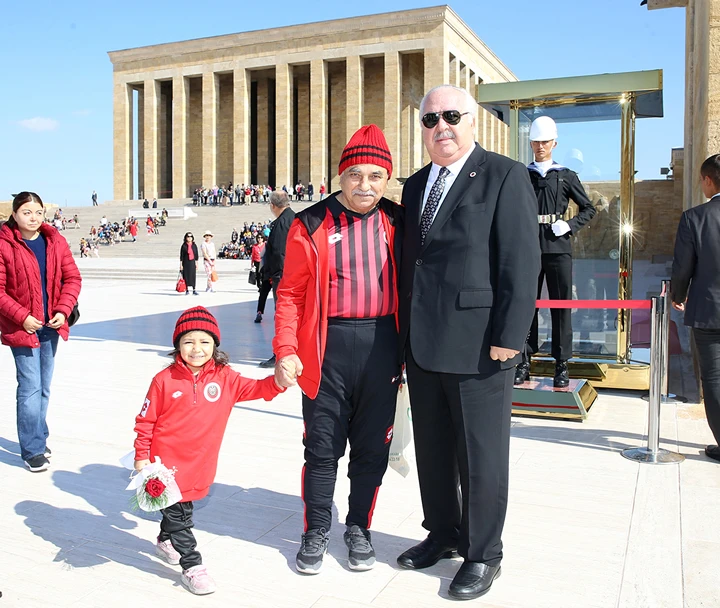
left=273, top=125, right=404, bottom=574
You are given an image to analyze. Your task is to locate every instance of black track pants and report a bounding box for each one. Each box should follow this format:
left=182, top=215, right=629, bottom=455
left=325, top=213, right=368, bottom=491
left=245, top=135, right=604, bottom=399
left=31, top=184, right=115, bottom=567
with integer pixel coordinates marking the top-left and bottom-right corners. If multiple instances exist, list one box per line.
left=159, top=501, right=202, bottom=570
left=301, top=316, right=400, bottom=532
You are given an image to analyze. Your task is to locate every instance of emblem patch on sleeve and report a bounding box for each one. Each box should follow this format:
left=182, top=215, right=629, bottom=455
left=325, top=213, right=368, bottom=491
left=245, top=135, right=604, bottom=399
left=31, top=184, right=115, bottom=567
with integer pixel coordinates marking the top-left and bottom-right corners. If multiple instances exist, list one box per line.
left=385, top=426, right=394, bottom=444
left=139, top=398, right=150, bottom=417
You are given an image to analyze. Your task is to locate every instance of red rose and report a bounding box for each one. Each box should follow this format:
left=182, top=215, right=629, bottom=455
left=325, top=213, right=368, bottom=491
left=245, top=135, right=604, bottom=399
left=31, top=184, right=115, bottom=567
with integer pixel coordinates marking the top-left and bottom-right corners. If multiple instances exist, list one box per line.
left=145, top=478, right=166, bottom=498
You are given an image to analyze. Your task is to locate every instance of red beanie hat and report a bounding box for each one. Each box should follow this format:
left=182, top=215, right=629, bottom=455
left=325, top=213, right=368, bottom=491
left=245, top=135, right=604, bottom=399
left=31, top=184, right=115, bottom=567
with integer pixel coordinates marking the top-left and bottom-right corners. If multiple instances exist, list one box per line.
left=338, top=124, right=393, bottom=178
left=173, top=306, right=221, bottom=347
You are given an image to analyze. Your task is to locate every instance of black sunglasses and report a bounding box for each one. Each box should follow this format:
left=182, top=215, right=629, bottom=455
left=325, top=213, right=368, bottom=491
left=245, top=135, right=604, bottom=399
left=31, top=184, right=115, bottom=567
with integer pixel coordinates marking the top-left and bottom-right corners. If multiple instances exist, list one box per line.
left=421, top=110, right=470, bottom=129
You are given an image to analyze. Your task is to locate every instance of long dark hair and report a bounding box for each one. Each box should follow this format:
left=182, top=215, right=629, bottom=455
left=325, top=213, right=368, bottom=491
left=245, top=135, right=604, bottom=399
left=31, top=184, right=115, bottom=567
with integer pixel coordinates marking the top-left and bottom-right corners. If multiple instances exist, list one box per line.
left=183, top=232, right=195, bottom=242
left=6, top=191, right=44, bottom=229
left=168, top=345, right=230, bottom=368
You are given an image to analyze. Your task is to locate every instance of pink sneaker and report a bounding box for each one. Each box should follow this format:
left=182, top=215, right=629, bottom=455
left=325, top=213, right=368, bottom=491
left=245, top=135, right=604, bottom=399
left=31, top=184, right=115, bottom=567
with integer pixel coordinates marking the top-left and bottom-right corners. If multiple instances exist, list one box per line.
left=181, top=565, right=217, bottom=595
left=155, top=539, right=181, bottom=565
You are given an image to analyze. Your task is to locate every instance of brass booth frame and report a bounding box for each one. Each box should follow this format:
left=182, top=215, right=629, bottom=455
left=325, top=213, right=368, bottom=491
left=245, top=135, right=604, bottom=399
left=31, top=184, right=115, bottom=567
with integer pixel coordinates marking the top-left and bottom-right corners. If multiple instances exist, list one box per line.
left=477, top=71, right=664, bottom=391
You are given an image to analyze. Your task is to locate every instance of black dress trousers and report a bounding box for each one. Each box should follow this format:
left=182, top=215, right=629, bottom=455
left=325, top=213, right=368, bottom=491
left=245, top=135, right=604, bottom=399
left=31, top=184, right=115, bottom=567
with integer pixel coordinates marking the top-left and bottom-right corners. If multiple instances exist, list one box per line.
left=529, top=252, right=573, bottom=361
left=406, top=346, right=513, bottom=566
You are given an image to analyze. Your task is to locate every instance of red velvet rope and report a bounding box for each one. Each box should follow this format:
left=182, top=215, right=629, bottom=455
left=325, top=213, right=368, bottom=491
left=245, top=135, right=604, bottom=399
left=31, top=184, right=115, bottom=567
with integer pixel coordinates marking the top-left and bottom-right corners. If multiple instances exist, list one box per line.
left=535, top=299, right=652, bottom=310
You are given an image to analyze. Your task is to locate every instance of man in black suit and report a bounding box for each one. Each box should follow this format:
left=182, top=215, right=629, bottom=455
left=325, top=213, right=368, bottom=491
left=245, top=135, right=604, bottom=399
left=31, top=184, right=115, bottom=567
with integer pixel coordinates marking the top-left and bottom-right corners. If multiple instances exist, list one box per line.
left=396, top=85, right=541, bottom=600
left=258, top=191, right=295, bottom=368
left=671, top=153, right=720, bottom=463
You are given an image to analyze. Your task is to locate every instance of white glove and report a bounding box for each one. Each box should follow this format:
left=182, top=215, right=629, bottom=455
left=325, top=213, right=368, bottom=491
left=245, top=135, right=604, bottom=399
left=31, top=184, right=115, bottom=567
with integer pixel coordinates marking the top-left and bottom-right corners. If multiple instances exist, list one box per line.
left=551, top=220, right=571, bottom=237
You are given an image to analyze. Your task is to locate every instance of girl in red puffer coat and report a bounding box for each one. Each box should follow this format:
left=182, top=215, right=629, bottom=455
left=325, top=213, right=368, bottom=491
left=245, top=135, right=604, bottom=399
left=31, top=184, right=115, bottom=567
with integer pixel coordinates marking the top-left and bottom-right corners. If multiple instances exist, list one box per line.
left=0, top=192, right=81, bottom=472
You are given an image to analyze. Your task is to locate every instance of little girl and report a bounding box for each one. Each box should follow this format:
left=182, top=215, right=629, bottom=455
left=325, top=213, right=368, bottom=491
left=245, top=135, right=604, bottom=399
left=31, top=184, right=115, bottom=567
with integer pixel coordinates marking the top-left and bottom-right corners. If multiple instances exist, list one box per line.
left=132, top=306, right=291, bottom=595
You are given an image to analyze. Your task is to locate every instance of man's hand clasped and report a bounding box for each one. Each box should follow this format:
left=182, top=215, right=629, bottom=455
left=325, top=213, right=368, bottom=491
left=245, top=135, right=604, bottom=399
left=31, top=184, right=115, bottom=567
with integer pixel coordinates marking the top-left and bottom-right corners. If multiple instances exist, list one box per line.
left=489, top=346, right=519, bottom=362
left=274, top=355, right=303, bottom=389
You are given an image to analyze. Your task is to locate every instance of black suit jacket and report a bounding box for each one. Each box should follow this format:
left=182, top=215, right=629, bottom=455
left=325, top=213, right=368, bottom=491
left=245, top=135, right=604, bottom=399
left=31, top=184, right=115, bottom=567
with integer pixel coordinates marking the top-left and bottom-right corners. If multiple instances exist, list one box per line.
left=265, top=207, right=296, bottom=281
left=671, top=194, right=720, bottom=328
left=398, top=144, right=541, bottom=374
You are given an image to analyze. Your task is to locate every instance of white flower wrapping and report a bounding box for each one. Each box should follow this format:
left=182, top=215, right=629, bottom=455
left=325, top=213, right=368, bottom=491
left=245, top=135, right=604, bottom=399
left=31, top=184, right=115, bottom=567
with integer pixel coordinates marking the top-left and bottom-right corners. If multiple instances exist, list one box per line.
left=388, top=383, right=414, bottom=478
left=125, top=456, right=183, bottom=512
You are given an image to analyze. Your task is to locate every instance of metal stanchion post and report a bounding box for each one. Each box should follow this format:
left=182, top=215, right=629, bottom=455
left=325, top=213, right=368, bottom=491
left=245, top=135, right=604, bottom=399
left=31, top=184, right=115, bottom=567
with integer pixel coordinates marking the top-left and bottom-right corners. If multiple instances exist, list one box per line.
left=660, top=279, right=686, bottom=404
left=622, top=295, right=685, bottom=464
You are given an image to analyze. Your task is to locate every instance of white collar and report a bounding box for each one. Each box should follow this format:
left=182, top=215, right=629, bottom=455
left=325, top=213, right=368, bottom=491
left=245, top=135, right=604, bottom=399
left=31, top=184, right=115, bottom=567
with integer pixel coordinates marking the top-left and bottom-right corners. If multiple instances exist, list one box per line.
left=430, top=143, right=477, bottom=178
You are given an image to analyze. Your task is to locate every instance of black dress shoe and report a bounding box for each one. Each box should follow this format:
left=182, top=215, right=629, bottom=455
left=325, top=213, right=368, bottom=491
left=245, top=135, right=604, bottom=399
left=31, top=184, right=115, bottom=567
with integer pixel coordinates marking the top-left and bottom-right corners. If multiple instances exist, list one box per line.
left=705, top=445, right=720, bottom=462
left=554, top=360, right=570, bottom=388
left=514, top=362, right=530, bottom=385
left=397, top=537, right=458, bottom=570
left=448, top=561, right=501, bottom=600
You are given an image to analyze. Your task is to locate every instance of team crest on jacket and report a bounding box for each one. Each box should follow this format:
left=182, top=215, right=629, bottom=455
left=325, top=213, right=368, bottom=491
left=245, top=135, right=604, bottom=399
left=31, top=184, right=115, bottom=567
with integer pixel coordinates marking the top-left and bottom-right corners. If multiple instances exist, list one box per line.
left=139, top=398, right=150, bottom=417
left=204, top=382, right=221, bottom=402
left=385, top=426, right=394, bottom=444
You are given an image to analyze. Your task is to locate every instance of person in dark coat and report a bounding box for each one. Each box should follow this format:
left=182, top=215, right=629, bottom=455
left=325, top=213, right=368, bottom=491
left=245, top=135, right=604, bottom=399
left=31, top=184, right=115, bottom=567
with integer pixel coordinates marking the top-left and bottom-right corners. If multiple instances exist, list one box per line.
left=514, top=116, right=597, bottom=388
left=257, top=191, right=295, bottom=367
left=396, top=85, right=540, bottom=600
left=179, top=232, right=199, bottom=296
left=671, top=154, right=720, bottom=463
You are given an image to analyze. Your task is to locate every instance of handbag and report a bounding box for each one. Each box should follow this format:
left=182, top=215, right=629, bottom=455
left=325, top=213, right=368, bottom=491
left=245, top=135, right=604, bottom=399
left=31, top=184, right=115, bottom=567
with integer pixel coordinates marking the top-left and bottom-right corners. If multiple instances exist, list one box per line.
left=176, top=274, right=187, bottom=293
left=210, top=270, right=218, bottom=283
left=67, top=303, right=80, bottom=327
left=248, top=269, right=257, bottom=285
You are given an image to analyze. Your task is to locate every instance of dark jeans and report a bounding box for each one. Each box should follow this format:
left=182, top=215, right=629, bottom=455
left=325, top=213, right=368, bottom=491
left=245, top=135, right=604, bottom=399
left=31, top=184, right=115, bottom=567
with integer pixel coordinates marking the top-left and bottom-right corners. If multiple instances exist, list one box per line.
left=159, top=501, right=202, bottom=570
left=692, top=328, right=720, bottom=445
left=10, top=327, right=59, bottom=461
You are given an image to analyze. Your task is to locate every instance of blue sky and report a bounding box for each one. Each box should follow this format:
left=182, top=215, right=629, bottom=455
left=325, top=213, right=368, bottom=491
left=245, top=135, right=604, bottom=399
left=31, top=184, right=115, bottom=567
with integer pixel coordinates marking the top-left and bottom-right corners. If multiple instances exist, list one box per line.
left=0, top=0, right=685, bottom=206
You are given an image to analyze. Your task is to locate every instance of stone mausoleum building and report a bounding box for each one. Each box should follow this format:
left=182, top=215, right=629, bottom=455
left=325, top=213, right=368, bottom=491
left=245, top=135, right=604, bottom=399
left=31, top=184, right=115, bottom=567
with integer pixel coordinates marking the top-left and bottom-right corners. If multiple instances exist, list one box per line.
left=108, top=5, right=513, bottom=201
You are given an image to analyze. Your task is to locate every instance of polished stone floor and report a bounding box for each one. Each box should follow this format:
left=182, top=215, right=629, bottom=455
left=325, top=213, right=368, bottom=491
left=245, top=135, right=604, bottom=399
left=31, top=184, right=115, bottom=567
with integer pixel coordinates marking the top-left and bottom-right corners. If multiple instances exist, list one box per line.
left=0, top=258, right=717, bottom=607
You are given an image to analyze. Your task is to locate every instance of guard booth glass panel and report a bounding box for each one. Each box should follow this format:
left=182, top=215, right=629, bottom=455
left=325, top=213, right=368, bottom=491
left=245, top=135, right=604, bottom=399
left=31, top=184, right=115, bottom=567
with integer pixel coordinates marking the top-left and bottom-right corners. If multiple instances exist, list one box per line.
left=519, top=100, right=623, bottom=360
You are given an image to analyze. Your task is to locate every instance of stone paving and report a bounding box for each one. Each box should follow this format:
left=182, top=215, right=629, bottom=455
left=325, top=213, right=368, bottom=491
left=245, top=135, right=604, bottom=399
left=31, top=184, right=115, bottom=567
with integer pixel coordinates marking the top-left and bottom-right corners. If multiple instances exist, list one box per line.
left=0, top=258, right=718, bottom=607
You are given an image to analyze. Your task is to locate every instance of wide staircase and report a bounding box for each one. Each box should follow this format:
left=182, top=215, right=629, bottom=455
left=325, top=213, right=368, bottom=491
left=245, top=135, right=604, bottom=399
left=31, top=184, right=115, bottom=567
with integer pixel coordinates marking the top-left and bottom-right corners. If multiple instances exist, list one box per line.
left=56, top=200, right=314, bottom=260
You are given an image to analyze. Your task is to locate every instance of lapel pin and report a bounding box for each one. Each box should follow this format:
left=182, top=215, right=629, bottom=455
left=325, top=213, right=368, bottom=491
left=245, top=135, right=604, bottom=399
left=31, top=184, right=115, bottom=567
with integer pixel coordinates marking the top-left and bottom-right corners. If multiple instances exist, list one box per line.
left=469, top=171, right=476, bottom=178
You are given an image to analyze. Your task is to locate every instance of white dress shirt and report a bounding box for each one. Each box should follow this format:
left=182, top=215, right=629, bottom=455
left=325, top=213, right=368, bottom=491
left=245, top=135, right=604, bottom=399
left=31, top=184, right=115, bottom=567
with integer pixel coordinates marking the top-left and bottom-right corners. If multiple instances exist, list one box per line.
left=421, top=143, right=477, bottom=222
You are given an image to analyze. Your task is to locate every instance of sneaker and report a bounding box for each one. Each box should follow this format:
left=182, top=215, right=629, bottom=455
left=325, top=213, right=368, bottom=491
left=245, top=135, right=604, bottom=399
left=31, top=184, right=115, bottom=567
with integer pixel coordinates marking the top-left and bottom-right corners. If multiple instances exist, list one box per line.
left=344, top=525, right=376, bottom=571
left=44, top=446, right=52, bottom=458
left=181, top=565, right=216, bottom=595
left=254, top=313, right=263, bottom=323
left=296, top=528, right=330, bottom=574
left=259, top=354, right=277, bottom=368
left=193, top=291, right=199, bottom=296
left=25, top=454, right=50, bottom=472
left=155, top=539, right=181, bottom=565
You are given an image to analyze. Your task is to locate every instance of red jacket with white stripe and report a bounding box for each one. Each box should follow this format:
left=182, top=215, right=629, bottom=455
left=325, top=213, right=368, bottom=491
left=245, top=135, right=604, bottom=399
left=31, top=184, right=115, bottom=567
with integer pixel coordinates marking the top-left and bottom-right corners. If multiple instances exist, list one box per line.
left=272, top=197, right=403, bottom=399
left=0, top=222, right=81, bottom=348
left=133, top=358, right=283, bottom=501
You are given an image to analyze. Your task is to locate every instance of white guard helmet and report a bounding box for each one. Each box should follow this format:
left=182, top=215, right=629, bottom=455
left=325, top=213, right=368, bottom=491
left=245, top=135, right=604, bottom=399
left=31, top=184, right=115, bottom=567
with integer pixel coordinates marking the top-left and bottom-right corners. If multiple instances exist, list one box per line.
left=529, top=116, right=558, bottom=141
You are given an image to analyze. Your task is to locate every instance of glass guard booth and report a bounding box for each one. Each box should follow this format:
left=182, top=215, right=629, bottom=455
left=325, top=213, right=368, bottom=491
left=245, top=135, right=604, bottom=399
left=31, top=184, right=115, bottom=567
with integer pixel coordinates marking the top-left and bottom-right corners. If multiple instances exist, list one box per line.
left=477, top=70, right=663, bottom=390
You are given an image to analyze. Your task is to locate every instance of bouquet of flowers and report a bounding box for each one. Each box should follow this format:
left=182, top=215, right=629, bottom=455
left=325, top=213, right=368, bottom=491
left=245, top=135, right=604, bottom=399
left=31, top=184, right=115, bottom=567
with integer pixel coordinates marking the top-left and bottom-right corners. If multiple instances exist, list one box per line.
left=125, top=456, right=183, bottom=512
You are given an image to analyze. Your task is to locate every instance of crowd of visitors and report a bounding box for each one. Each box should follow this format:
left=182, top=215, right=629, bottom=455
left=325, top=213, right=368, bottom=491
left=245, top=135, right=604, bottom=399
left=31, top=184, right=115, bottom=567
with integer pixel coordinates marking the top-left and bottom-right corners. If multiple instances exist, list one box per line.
left=192, top=179, right=328, bottom=206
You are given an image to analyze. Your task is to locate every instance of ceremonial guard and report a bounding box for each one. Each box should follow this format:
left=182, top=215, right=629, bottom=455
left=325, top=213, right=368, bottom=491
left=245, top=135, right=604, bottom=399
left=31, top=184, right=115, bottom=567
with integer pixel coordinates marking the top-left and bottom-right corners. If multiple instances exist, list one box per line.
left=515, top=116, right=596, bottom=388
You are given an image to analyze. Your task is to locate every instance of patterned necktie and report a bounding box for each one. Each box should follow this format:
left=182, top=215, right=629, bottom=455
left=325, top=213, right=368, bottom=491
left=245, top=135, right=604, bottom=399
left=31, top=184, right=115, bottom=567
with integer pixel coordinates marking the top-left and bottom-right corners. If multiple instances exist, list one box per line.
left=420, top=166, right=450, bottom=244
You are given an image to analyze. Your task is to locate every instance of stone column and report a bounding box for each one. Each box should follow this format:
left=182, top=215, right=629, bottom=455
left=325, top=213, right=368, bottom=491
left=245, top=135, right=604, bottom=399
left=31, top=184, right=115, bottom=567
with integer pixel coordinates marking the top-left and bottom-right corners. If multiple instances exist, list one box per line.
left=143, top=78, right=159, bottom=200
left=113, top=81, right=133, bottom=201
left=310, top=59, right=327, bottom=188
left=233, top=67, right=250, bottom=186
left=384, top=51, right=401, bottom=182
left=423, top=45, right=449, bottom=164
left=172, top=76, right=188, bottom=198
left=346, top=55, right=363, bottom=138
left=276, top=62, right=293, bottom=190
left=203, top=71, right=217, bottom=188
